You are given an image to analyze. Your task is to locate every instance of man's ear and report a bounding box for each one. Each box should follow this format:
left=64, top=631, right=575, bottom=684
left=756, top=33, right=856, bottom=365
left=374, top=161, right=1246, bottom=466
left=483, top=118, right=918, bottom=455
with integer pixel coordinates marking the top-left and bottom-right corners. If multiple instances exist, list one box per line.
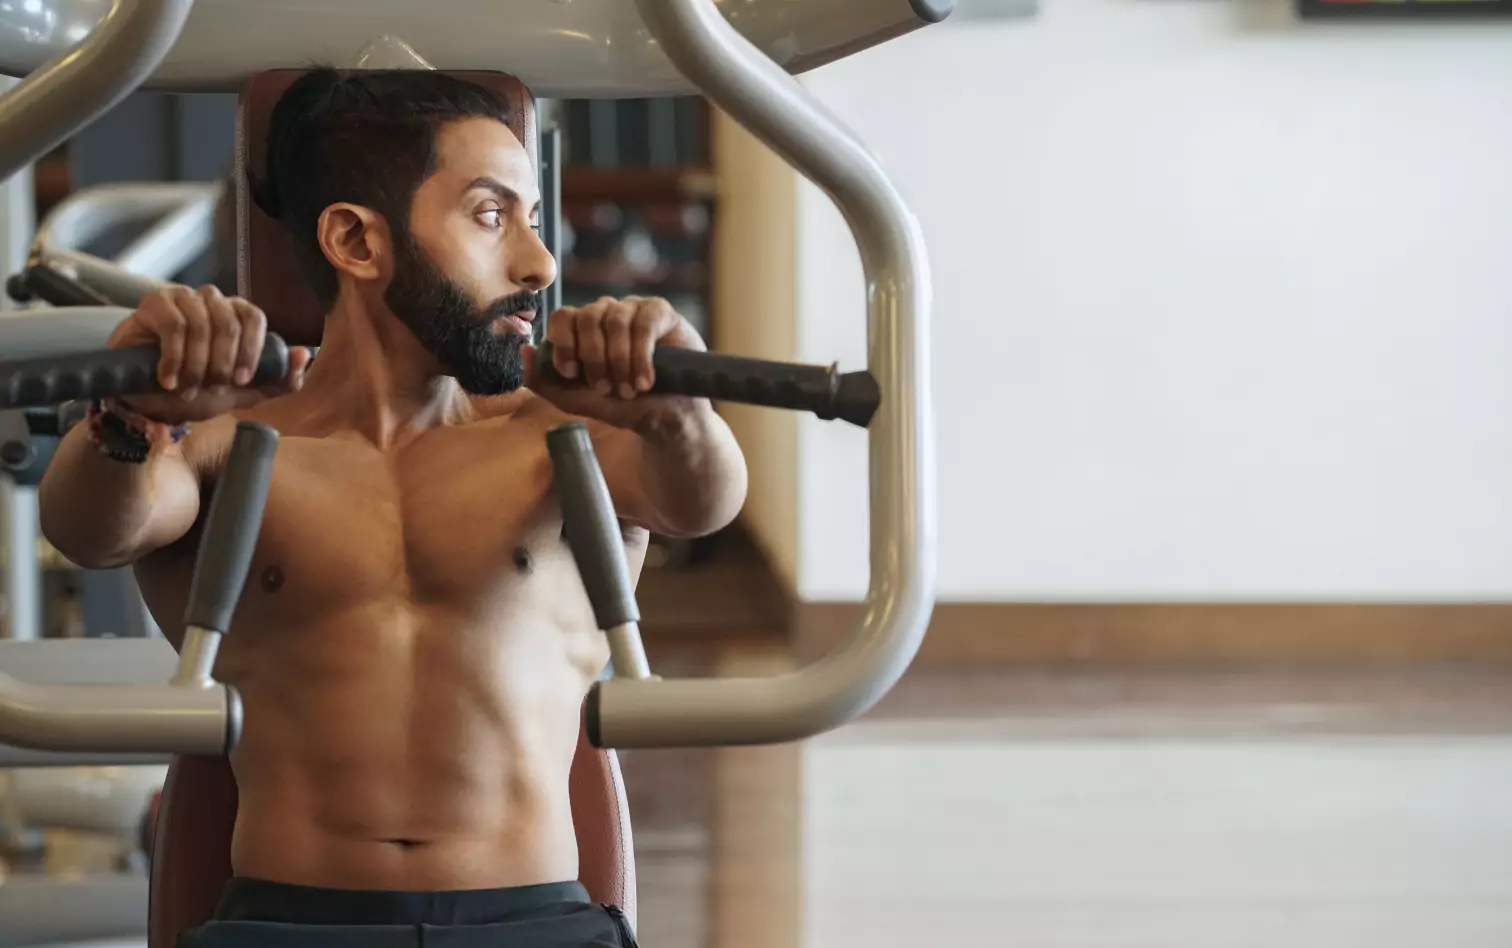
left=315, top=203, right=390, bottom=285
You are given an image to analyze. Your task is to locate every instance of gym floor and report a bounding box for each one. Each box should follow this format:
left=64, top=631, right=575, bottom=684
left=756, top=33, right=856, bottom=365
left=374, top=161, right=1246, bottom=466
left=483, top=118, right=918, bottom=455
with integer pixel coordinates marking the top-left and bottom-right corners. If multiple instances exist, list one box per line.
left=17, top=647, right=1512, bottom=947
left=623, top=650, right=1512, bottom=948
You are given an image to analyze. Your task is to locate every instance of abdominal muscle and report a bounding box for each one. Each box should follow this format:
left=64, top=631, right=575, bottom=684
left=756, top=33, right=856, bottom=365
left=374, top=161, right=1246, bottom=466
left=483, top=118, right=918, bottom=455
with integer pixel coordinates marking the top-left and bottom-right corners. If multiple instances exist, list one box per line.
left=218, top=599, right=599, bottom=892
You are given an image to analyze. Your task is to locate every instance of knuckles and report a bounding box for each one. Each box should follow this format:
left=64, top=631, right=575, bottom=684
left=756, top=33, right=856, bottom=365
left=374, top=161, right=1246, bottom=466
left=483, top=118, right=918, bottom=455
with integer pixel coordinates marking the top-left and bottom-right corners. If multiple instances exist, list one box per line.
left=554, top=295, right=681, bottom=333
left=136, top=285, right=261, bottom=329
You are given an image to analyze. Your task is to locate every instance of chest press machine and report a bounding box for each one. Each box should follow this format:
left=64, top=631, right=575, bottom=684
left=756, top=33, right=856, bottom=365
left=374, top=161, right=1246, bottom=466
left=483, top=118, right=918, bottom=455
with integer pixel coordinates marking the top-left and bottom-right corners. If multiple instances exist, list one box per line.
left=0, top=0, right=943, bottom=942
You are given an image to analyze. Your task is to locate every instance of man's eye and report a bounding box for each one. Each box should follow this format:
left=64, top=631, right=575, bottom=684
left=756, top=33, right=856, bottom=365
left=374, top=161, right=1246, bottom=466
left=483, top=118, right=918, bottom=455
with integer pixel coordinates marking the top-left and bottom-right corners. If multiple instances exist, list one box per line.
left=478, top=208, right=504, bottom=228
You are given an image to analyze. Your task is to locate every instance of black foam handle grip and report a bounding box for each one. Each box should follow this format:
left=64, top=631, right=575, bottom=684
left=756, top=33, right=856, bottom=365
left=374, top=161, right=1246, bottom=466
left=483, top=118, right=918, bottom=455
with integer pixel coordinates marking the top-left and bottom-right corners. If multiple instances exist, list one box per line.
left=535, top=341, right=881, bottom=429
left=0, top=334, right=289, bottom=410
left=184, top=421, right=279, bottom=633
left=547, top=421, right=640, bottom=631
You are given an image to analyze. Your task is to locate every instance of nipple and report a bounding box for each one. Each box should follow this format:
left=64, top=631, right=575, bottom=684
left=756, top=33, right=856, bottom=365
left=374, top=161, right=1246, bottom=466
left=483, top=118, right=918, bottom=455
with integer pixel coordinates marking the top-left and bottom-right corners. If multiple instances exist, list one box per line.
left=260, top=565, right=286, bottom=593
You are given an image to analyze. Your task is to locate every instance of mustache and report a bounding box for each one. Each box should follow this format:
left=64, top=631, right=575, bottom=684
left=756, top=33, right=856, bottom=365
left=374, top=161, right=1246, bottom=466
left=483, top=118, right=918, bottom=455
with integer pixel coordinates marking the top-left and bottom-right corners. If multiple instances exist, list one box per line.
left=485, top=290, right=541, bottom=319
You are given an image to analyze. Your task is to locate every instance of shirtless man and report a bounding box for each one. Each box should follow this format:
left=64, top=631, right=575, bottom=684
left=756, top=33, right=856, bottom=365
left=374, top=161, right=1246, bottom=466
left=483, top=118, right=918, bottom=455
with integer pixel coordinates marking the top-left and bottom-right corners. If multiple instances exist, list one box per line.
left=37, top=69, right=746, bottom=948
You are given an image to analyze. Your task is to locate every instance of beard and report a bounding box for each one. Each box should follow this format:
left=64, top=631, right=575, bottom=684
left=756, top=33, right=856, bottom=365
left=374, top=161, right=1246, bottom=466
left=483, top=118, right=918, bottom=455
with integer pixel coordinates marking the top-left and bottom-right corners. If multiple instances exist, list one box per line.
left=383, top=230, right=536, bottom=395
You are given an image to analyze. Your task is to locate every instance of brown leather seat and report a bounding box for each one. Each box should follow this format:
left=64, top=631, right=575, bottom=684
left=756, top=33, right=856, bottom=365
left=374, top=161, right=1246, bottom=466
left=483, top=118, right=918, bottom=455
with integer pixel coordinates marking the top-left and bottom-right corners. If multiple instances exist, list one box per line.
left=146, top=70, right=635, bottom=948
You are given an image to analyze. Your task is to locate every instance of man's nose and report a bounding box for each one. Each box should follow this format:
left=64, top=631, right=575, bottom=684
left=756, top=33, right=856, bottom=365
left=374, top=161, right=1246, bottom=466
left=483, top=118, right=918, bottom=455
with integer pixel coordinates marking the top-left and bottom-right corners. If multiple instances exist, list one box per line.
left=508, top=227, right=557, bottom=292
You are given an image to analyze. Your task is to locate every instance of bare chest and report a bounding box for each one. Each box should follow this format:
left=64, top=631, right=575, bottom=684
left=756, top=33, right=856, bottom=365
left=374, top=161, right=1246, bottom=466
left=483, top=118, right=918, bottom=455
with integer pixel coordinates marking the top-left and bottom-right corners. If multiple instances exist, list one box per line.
left=258, top=430, right=584, bottom=609
left=132, top=412, right=625, bottom=697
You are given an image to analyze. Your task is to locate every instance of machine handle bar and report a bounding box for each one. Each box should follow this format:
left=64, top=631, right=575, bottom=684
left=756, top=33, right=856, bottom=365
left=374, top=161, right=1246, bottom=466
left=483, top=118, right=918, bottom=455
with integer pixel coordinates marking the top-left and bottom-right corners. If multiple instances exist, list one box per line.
left=0, top=336, right=289, bottom=410
left=536, top=340, right=879, bottom=428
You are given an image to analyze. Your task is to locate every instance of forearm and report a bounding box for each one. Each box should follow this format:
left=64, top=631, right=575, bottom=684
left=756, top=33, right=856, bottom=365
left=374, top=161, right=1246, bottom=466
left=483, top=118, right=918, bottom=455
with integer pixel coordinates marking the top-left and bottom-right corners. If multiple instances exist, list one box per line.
left=38, top=426, right=197, bottom=569
left=633, top=403, right=748, bottom=538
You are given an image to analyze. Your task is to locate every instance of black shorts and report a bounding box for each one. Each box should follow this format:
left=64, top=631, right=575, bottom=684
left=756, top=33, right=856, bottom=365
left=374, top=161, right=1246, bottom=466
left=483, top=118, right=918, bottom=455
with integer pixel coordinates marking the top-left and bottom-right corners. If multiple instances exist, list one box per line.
left=175, top=877, right=639, bottom=948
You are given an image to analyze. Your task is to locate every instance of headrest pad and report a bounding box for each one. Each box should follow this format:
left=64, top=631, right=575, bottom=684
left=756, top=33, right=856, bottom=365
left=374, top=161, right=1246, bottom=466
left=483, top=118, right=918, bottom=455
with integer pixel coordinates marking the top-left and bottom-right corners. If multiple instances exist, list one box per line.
left=235, top=70, right=538, bottom=347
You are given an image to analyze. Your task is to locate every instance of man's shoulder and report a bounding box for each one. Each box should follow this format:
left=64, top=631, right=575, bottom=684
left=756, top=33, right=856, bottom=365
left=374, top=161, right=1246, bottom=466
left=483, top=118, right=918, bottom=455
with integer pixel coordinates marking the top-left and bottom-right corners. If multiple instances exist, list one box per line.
left=182, top=394, right=329, bottom=477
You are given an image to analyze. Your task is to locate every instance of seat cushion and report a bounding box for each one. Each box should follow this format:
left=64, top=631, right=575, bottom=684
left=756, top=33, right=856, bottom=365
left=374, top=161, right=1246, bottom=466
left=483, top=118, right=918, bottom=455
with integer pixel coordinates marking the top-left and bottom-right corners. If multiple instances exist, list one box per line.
left=234, top=70, right=539, bottom=346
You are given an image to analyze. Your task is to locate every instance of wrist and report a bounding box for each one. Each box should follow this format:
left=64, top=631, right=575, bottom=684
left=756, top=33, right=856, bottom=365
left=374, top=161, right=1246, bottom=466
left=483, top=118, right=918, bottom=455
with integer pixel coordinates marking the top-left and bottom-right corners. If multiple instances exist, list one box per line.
left=85, top=398, right=191, bottom=463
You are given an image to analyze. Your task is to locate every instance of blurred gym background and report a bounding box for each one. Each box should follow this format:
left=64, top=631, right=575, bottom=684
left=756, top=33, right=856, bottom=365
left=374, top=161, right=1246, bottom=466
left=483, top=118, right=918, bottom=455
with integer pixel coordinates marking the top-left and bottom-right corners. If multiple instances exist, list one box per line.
left=7, top=1, right=1512, bottom=946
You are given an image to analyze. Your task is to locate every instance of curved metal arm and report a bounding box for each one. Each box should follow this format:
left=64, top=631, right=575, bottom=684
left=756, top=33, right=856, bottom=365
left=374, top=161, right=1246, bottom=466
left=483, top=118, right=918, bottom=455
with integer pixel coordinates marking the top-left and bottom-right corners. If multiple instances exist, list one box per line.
left=0, top=0, right=196, bottom=182
left=34, top=181, right=221, bottom=280
left=35, top=183, right=219, bottom=259
left=26, top=182, right=219, bottom=305
left=591, top=0, right=939, bottom=747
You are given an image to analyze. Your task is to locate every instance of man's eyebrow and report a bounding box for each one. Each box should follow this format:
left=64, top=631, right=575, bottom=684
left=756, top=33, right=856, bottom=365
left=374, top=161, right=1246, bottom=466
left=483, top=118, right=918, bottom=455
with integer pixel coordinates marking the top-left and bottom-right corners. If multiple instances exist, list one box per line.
left=467, top=176, right=542, bottom=214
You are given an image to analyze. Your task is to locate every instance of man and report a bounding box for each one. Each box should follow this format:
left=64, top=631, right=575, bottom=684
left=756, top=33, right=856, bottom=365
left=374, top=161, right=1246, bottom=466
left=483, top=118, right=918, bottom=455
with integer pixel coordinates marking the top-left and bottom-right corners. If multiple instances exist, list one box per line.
left=38, top=69, right=747, bottom=947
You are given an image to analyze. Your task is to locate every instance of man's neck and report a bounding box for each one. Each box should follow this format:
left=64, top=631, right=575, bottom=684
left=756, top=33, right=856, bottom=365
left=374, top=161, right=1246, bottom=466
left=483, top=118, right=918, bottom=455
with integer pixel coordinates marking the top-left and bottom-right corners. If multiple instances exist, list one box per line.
left=297, top=293, right=474, bottom=448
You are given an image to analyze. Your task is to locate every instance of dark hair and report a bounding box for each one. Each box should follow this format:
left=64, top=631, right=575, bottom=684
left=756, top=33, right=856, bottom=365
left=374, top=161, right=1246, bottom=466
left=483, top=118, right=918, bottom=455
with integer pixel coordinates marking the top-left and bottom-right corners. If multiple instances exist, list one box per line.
left=254, top=68, right=513, bottom=305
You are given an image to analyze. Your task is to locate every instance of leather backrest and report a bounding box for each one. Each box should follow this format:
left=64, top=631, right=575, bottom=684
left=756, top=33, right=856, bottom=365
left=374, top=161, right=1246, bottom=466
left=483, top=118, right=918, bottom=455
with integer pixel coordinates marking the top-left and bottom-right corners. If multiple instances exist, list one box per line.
left=234, top=69, right=539, bottom=346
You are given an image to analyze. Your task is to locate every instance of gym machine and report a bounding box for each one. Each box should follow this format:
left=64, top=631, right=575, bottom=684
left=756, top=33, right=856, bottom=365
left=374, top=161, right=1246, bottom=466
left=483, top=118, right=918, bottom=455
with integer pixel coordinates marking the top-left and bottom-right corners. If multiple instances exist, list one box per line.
left=0, top=0, right=940, bottom=942
left=0, top=181, right=221, bottom=648
left=0, top=0, right=939, bottom=757
left=0, top=181, right=226, bottom=948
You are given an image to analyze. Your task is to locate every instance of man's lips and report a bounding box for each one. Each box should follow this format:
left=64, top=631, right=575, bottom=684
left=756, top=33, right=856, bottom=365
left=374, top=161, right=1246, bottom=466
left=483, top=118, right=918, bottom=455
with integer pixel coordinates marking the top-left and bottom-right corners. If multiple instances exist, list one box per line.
left=495, top=313, right=533, bottom=336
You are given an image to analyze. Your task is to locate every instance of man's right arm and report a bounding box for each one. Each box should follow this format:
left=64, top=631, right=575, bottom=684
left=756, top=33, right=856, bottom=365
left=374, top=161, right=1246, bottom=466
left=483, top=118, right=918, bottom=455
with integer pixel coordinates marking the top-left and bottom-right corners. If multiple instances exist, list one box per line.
left=37, top=283, right=307, bottom=569
left=38, top=430, right=202, bottom=570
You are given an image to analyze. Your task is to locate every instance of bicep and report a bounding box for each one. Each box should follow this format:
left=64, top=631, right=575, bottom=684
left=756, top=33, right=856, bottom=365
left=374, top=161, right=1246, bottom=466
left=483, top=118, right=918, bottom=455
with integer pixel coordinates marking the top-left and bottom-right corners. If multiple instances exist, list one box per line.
left=37, top=426, right=204, bottom=568
left=134, top=451, right=203, bottom=554
left=590, top=425, right=663, bottom=536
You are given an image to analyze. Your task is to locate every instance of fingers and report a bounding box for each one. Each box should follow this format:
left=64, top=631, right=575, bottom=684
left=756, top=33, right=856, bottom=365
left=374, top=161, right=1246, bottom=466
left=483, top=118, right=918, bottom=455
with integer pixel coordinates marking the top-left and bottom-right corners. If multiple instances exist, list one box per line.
left=257, top=346, right=313, bottom=397
left=547, top=296, right=681, bottom=399
left=604, top=302, right=635, bottom=398
left=126, top=286, right=278, bottom=398
left=228, top=297, right=268, bottom=387
left=629, top=298, right=674, bottom=392
left=545, top=307, right=580, bottom=380
left=132, top=293, right=187, bottom=391
left=200, top=285, right=242, bottom=390
left=172, top=286, right=212, bottom=397
left=575, top=303, right=610, bottom=394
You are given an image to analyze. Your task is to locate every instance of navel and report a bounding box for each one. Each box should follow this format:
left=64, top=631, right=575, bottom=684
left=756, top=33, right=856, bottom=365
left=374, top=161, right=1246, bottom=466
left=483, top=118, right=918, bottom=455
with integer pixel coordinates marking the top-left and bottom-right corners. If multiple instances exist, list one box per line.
left=260, top=565, right=286, bottom=594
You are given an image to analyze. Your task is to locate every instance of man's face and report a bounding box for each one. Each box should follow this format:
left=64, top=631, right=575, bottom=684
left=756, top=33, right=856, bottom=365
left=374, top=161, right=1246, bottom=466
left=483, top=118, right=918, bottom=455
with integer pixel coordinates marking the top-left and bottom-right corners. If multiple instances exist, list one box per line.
left=385, top=116, right=555, bottom=395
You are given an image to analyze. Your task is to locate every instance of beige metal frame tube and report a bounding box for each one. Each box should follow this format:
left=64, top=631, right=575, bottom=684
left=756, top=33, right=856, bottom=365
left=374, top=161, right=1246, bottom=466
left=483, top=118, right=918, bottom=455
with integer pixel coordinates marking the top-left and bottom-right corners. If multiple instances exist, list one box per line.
left=592, top=0, right=938, bottom=747
left=32, top=182, right=220, bottom=298
left=0, top=678, right=232, bottom=754
left=0, top=639, right=188, bottom=766
left=0, top=0, right=197, bottom=181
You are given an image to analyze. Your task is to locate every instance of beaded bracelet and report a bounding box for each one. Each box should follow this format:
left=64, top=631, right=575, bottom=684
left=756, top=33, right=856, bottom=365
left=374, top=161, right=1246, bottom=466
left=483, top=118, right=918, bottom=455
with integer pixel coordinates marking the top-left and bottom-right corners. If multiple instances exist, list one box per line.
left=84, top=398, right=191, bottom=464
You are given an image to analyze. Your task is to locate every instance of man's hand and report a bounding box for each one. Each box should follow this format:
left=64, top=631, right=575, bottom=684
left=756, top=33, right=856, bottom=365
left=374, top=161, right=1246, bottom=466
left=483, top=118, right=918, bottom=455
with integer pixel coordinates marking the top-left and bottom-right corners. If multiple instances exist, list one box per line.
left=107, top=284, right=312, bottom=425
left=523, top=295, right=709, bottom=430
left=524, top=295, right=746, bottom=538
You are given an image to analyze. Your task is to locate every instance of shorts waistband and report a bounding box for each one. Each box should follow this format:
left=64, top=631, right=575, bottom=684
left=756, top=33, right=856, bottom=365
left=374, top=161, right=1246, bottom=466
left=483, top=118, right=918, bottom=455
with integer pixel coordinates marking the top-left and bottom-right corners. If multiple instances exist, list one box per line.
left=213, top=877, right=593, bottom=926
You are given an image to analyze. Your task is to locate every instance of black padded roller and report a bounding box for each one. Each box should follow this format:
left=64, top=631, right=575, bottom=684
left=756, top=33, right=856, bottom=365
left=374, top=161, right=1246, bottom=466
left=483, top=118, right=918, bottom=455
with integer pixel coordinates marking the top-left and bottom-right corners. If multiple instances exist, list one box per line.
left=536, top=341, right=881, bottom=429
left=547, top=421, right=640, bottom=631
left=0, top=334, right=289, bottom=410
left=184, top=421, right=280, bottom=634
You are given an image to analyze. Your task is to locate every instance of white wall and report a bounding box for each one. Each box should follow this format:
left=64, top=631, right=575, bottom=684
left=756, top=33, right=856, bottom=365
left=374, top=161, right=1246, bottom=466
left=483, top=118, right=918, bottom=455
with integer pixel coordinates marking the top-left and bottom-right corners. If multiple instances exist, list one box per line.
left=793, top=0, right=1512, bottom=602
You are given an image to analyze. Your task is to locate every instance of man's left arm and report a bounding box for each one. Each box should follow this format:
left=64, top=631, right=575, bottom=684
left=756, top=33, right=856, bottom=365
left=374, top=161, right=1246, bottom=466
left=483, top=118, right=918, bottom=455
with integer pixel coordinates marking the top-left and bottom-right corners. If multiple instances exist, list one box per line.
left=525, top=295, right=748, bottom=538
left=592, top=401, right=746, bottom=538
